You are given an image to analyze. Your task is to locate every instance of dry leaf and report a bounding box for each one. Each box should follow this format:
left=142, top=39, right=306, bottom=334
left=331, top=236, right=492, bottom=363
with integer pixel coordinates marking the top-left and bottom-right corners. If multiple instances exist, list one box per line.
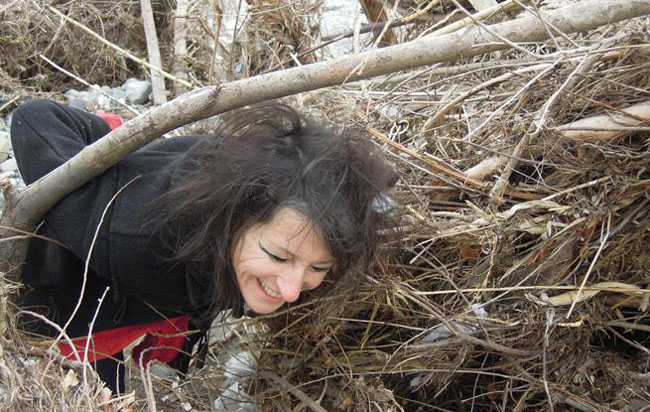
left=61, top=369, right=79, bottom=391
left=548, top=282, right=641, bottom=306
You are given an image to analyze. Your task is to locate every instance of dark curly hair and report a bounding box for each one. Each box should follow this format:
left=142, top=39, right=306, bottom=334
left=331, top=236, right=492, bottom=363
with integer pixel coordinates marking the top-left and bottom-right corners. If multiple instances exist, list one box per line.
left=154, top=103, right=397, bottom=322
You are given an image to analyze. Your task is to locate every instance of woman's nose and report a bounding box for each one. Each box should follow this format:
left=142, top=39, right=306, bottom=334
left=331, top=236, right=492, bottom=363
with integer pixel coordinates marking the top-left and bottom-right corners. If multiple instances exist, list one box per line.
left=276, top=267, right=304, bottom=303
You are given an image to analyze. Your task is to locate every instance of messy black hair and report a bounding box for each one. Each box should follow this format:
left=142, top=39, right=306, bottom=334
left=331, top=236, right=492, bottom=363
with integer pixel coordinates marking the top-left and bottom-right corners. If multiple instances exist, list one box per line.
left=155, top=103, right=397, bottom=322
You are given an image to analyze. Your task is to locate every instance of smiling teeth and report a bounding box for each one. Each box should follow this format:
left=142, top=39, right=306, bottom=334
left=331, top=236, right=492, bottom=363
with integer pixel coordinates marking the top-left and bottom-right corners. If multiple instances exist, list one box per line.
left=259, top=279, right=282, bottom=299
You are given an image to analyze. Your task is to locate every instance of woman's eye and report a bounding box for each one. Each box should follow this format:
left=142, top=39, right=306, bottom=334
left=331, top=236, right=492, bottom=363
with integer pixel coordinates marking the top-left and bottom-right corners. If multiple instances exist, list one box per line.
left=268, top=253, right=287, bottom=262
left=260, top=243, right=287, bottom=262
left=311, top=266, right=331, bottom=274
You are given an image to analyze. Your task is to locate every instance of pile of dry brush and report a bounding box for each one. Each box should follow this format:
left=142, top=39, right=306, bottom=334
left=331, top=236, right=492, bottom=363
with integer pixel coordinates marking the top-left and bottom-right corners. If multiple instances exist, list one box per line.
left=1, top=1, right=650, bottom=411
left=0, top=0, right=319, bottom=94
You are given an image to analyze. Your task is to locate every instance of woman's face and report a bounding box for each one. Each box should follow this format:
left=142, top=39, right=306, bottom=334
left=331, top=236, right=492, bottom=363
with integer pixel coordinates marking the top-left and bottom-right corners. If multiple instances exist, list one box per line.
left=232, top=207, right=334, bottom=314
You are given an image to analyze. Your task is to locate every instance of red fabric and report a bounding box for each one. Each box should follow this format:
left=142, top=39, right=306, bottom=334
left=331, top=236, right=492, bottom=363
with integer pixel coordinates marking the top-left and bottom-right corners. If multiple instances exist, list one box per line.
left=58, top=315, right=190, bottom=364
left=97, top=113, right=124, bottom=130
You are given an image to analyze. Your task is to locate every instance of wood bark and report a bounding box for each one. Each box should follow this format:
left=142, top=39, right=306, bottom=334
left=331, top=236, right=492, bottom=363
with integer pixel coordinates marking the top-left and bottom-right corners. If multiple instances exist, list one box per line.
left=358, top=0, right=398, bottom=46
left=1, top=0, right=649, bottom=280
left=556, top=100, right=650, bottom=141
left=140, top=0, right=167, bottom=105
left=172, top=0, right=190, bottom=97
left=467, top=0, right=498, bottom=11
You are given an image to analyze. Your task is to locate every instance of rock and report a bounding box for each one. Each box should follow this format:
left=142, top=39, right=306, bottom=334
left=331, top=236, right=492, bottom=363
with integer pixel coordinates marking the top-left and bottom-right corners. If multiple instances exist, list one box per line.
left=0, top=131, right=10, bottom=163
left=213, top=381, right=256, bottom=412
left=68, top=97, right=87, bottom=111
left=320, top=0, right=369, bottom=58
left=77, top=91, right=97, bottom=104
left=0, top=158, right=17, bottom=173
left=96, top=94, right=111, bottom=109
left=5, top=111, right=12, bottom=128
left=123, top=77, right=139, bottom=87
left=124, top=80, right=152, bottom=104
left=110, top=87, right=127, bottom=100
left=148, top=362, right=177, bottom=381
left=64, top=89, right=80, bottom=100
left=371, top=193, right=397, bottom=214
left=213, top=349, right=257, bottom=411
left=378, top=104, right=400, bottom=121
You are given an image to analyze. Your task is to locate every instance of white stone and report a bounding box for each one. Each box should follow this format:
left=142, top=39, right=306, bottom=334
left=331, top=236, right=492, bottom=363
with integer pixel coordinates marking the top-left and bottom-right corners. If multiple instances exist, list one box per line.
left=0, top=158, right=17, bottom=173
left=64, top=89, right=79, bottom=99
left=320, top=0, right=369, bottom=59
left=77, top=91, right=97, bottom=104
left=110, top=88, right=127, bottom=100
left=148, top=362, right=177, bottom=380
left=378, top=104, right=400, bottom=121
left=0, top=135, right=10, bottom=164
left=123, top=77, right=139, bottom=87
left=125, top=80, right=152, bottom=104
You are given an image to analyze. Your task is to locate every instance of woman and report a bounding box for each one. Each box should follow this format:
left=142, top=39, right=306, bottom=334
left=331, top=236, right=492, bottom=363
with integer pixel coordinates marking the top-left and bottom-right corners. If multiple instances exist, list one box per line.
left=11, top=98, right=397, bottom=392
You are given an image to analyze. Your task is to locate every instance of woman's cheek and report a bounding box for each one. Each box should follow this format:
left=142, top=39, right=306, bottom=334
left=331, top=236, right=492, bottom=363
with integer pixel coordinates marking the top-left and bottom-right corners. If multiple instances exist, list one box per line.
left=303, top=273, right=327, bottom=291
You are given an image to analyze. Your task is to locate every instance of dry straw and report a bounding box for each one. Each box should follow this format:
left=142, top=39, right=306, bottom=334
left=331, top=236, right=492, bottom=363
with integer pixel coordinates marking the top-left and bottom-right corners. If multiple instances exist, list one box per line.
left=246, top=10, right=650, bottom=412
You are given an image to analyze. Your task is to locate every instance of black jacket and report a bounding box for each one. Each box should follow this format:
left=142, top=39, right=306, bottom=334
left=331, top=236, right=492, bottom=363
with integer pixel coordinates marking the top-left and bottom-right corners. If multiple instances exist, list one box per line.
left=12, top=99, right=221, bottom=337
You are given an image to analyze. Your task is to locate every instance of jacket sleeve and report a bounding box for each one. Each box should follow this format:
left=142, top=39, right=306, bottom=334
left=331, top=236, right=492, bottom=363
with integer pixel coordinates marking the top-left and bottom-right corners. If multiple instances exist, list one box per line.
left=11, top=99, right=113, bottom=184
left=11, top=99, right=118, bottom=280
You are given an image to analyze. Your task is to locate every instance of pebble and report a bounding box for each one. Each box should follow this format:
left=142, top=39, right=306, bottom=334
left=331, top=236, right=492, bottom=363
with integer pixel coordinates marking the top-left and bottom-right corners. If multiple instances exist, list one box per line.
left=378, top=104, right=400, bottom=121
left=64, top=89, right=79, bottom=100
left=0, top=158, right=17, bottom=173
left=110, top=88, right=127, bottom=100
left=76, top=91, right=96, bottom=104
left=68, top=97, right=87, bottom=111
left=124, top=80, right=152, bottom=104
left=0, top=131, right=11, bottom=164
left=148, top=362, right=177, bottom=381
left=320, top=0, right=369, bottom=58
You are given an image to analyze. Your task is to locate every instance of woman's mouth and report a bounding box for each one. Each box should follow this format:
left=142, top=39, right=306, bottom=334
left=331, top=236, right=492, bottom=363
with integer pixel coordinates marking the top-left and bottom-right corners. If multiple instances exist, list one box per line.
left=258, top=278, right=282, bottom=300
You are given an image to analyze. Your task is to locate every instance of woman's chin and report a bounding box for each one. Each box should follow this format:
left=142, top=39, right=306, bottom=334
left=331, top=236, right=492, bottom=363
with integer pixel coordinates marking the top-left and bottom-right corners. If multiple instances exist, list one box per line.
left=245, top=299, right=284, bottom=314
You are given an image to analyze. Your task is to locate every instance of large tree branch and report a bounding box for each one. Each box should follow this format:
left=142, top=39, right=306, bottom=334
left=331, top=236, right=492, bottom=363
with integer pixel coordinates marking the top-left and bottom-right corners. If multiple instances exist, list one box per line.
left=1, top=0, right=649, bottom=279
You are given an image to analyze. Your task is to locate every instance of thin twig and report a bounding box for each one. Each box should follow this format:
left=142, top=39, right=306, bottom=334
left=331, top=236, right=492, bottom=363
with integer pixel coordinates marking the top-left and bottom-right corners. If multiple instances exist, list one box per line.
left=489, top=48, right=604, bottom=206
left=366, top=125, right=485, bottom=189
left=260, top=371, right=328, bottom=412
left=54, top=177, right=139, bottom=343
left=543, top=307, right=555, bottom=412
left=428, top=0, right=525, bottom=38
left=566, top=213, right=611, bottom=318
left=424, top=63, right=552, bottom=129
left=47, top=5, right=193, bottom=89
left=39, top=54, right=139, bottom=115
left=82, top=287, right=109, bottom=392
